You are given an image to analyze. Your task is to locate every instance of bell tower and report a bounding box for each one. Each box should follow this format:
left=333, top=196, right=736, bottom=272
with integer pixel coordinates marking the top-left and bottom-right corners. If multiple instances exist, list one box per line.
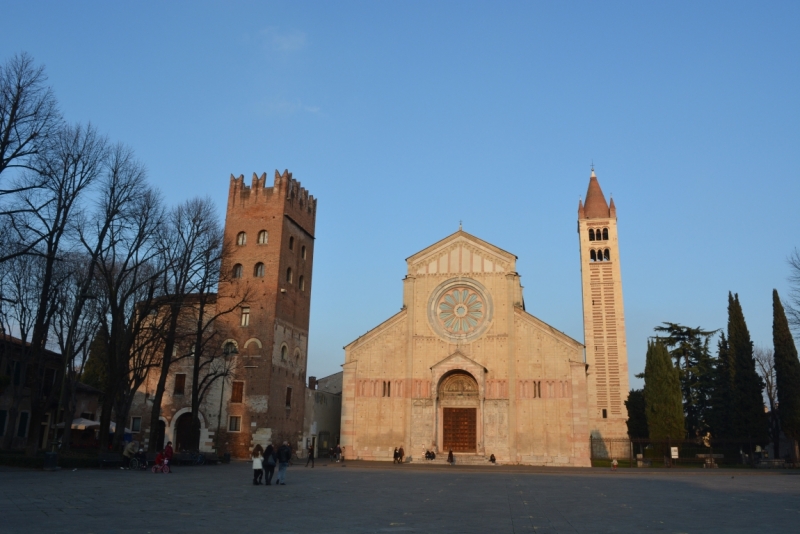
left=578, top=169, right=629, bottom=438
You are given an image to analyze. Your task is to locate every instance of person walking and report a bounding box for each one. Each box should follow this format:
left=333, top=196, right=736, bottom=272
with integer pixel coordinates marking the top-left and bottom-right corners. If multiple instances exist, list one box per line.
left=399, top=446, right=405, bottom=464
left=305, top=443, right=315, bottom=468
left=252, top=444, right=264, bottom=485
left=264, top=444, right=277, bottom=485
left=335, top=444, right=341, bottom=463
left=276, top=441, right=291, bottom=485
left=447, top=450, right=454, bottom=465
left=393, top=448, right=400, bottom=464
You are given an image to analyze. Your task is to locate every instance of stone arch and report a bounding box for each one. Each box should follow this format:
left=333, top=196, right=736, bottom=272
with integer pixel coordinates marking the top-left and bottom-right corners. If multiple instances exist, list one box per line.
left=438, top=370, right=479, bottom=401
left=169, top=407, right=208, bottom=452
left=243, top=338, right=262, bottom=349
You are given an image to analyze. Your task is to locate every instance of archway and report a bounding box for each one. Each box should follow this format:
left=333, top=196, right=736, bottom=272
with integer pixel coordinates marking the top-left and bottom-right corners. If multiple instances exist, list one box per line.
left=438, top=372, right=479, bottom=453
left=174, top=413, right=193, bottom=452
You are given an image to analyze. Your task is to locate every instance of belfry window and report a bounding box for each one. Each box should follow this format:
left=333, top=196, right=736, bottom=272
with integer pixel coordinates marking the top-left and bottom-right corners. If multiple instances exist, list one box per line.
left=604, top=249, right=610, bottom=261
left=257, top=230, right=268, bottom=244
left=240, top=307, right=250, bottom=327
left=286, top=267, right=292, bottom=284
left=299, top=275, right=305, bottom=291
left=602, top=228, right=609, bottom=240
left=236, top=232, right=246, bottom=246
left=281, top=345, right=287, bottom=361
left=232, top=263, right=243, bottom=278
left=588, top=229, right=595, bottom=241
left=590, top=250, right=597, bottom=262
left=254, top=262, right=265, bottom=277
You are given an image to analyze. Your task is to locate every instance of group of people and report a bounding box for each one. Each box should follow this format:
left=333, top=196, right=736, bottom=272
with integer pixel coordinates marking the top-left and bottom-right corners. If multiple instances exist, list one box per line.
left=121, top=439, right=174, bottom=470
left=251, top=441, right=292, bottom=485
left=393, top=447, right=405, bottom=464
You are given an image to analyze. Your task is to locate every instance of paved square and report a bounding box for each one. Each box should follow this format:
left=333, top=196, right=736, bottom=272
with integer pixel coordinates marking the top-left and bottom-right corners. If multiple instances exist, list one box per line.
left=1, top=461, right=798, bottom=533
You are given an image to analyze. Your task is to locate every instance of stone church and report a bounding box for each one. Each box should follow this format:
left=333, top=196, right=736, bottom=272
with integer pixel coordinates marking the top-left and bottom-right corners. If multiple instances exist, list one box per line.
left=340, top=170, right=628, bottom=465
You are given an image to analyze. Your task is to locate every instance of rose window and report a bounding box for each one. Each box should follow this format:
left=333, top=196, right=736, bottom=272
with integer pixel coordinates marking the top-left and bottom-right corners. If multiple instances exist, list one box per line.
left=437, top=287, right=484, bottom=334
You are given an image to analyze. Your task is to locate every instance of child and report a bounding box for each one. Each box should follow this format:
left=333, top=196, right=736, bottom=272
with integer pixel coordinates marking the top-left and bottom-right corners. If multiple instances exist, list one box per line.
left=252, top=444, right=264, bottom=485
left=155, top=449, right=165, bottom=467
left=611, top=458, right=618, bottom=471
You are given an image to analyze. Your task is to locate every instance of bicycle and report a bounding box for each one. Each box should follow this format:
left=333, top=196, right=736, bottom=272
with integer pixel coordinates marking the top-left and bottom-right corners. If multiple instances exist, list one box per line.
left=151, top=459, right=171, bottom=473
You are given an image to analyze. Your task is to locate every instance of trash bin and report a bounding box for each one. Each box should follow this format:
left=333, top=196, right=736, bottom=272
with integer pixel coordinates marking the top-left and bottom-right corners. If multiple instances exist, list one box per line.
left=43, top=452, right=58, bottom=471
left=223, top=453, right=231, bottom=464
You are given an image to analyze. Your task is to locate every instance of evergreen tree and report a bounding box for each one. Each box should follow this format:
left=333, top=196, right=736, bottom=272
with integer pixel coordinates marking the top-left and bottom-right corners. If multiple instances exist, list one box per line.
left=653, top=323, right=718, bottom=436
left=643, top=341, right=685, bottom=441
left=624, top=389, right=648, bottom=438
left=727, top=292, right=769, bottom=442
left=773, top=289, right=800, bottom=458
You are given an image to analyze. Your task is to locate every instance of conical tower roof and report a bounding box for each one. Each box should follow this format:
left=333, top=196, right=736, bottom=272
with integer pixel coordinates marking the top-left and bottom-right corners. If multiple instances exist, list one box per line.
left=583, top=170, right=610, bottom=219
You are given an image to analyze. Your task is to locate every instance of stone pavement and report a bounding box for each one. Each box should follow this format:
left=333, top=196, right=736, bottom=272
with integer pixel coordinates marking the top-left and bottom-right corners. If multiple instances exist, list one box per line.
left=1, top=460, right=799, bottom=533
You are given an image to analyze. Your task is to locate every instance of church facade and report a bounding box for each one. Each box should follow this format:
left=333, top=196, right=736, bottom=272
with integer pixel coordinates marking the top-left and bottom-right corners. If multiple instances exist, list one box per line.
left=340, top=171, right=627, bottom=465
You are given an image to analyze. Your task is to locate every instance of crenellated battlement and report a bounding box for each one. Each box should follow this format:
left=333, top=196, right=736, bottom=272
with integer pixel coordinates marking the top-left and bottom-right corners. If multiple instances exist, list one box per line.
left=227, top=169, right=317, bottom=236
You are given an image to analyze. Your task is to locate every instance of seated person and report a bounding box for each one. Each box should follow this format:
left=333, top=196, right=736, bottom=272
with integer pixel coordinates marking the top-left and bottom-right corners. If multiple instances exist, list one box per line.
left=489, top=454, right=496, bottom=464
left=135, top=448, right=147, bottom=467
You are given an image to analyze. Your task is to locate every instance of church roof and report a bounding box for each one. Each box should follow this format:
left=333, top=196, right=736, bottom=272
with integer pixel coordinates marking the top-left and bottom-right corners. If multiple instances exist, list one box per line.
left=582, top=170, right=611, bottom=219
left=405, top=229, right=516, bottom=265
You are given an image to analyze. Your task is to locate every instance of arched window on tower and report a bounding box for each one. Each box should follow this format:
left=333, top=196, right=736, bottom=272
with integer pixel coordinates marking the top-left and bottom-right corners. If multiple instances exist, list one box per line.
left=236, top=232, right=246, bottom=246
left=286, top=267, right=292, bottom=283
left=301, top=245, right=306, bottom=260
left=289, top=236, right=294, bottom=250
left=281, top=344, right=287, bottom=361
left=299, top=275, right=305, bottom=291
left=604, top=249, right=610, bottom=261
left=602, top=228, right=609, bottom=240
left=254, top=262, right=264, bottom=277
left=590, top=250, right=597, bottom=262
left=257, top=230, right=268, bottom=244
left=588, top=229, right=595, bottom=241
left=232, top=263, right=243, bottom=278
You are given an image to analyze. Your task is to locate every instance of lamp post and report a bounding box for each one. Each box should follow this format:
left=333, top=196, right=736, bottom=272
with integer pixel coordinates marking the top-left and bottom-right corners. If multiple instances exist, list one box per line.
left=215, top=342, right=238, bottom=455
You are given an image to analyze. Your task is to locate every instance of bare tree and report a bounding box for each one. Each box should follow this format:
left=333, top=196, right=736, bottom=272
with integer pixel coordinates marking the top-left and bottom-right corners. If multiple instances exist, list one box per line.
left=755, top=345, right=781, bottom=458
left=788, top=248, right=800, bottom=336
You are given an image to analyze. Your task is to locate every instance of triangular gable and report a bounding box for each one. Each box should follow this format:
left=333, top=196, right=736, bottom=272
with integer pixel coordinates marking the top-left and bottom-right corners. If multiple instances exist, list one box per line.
left=430, top=350, right=487, bottom=373
left=406, top=230, right=516, bottom=276
left=343, top=309, right=407, bottom=351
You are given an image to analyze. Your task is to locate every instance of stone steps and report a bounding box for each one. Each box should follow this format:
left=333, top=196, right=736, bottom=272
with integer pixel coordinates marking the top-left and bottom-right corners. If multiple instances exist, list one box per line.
left=408, top=454, right=493, bottom=466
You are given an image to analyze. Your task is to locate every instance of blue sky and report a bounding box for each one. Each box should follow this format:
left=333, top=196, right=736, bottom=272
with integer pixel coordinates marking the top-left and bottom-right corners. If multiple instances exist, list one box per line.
left=3, top=1, right=799, bottom=385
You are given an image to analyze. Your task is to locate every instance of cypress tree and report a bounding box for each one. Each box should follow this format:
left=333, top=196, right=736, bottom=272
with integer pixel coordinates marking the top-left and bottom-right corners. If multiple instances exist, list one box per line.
left=643, top=341, right=685, bottom=441
left=624, top=389, right=648, bottom=439
left=773, top=289, right=800, bottom=459
left=728, top=292, right=769, bottom=442
left=708, top=333, right=734, bottom=438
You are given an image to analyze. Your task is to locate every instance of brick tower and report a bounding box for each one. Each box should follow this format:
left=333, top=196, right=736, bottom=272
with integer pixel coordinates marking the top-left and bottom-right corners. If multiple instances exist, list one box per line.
left=577, top=169, right=629, bottom=438
left=217, top=170, right=316, bottom=457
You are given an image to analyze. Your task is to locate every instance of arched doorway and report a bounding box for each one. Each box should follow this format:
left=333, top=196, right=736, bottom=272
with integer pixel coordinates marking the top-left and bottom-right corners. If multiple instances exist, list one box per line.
left=438, top=372, right=479, bottom=453
left=174, top=413, right=193, bottom=452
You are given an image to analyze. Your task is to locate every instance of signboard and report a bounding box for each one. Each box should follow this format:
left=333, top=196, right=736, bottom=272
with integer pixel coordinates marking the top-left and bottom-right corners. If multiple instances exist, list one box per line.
left=670, top=447, right=679, bottom=459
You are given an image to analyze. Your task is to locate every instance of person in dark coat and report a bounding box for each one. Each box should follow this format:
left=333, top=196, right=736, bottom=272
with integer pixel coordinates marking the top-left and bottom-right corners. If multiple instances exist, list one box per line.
left=305, top=443, right=315, bottom=468
left=447, top=450, right=454, bottom=465
left=264, top=444, right=277, bottom=485
left=276, top=441, right=292, bottom=485
left=398, top=447, right=405, bottom=463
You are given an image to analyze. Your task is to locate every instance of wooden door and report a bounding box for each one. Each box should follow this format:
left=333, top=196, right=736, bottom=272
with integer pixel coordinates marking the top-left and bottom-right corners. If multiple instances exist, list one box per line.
left=443, top=407, right=476, bottom=452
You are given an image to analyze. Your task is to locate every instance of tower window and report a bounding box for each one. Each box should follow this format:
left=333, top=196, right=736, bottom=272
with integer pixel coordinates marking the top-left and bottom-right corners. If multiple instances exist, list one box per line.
left=240, top=307, right=250, bottom=327
left=590, top=250, right=597, bottom=262
left=232, top=263, right=243, bottom=278
left=588, top=229, right=595, bottom=241
left=286, top=267, right=292, bottom=283
left=301, top=245, right=306, bottom=260
left=236, top=232, right=246, bottom=246
left=231, top=381, right=244, bottom=403
left=228, top=416, right=241, bottom=432
left=289, top=236, right=294, bottom=250
left=257, top=230, right=268, bottom=244
left=173, top=374, right=186, bottom=395
left=281, top=345, right=287, bottom=361
left=294, top=348, right=301, bottom=362
left=604, top=249, right=610, bottom=261
left=299, top=275, right=305, bottom=291
left=602, top=409, right=608, bottom=419
left=285, top=386, right=292, bottom=408
left=602, top=228, right=609, bottom=240
left=254, top=262, right=265, bottom=277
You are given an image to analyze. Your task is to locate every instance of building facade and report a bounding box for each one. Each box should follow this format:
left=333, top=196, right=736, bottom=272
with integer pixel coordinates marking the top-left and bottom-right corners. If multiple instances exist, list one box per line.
left=129, top=170, right=317, bottom=457
left=340, top=171, right=628, bottom=465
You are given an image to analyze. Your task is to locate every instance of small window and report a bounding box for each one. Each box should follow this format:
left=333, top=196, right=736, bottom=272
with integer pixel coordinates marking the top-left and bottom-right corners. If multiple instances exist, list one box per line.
left=294, top=348, right=301, bottom=361
left=604, top=249, right=610, bottom=261
left=602, top=409, right=608, bottom=419
left=281, top=345, right=287, bottom=361
left=286, top=267, right=292, bottom=284
left=228, top=415, right=242, bottom=432
left=590, top=250, right=597, bottom=262
left=588, top=229, right=595, bottom=241
left=254, top=262, right=265, bottom=277
left=299, top=275, right=305, bottom=291
left=232, top=263, right=243, bottom=279
left=285, top=386, right=292, bottom=408
left=17, top=412, right=29, bottom=439
left=240, top=307, right=250, bottom=327
left=131, top=417, right=142, bottom=432
left=602, top=228, right=609, bottom=240
left=174, top=374, right=186, bottom=395
left=231, top=381, right=244, bottom=403
left=301, top=245, right=306, bottom=260
left=257, top=230, right=268, bottom=244
left=289, top=236, right=294, bottom=250
left=236, top=232, right=246, bottom=246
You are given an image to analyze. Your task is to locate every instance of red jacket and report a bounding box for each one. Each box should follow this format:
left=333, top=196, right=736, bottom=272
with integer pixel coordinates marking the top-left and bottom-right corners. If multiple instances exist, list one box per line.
left=164, top=445, right=174, bottom=460
left=155, top=453, right=165, bottom=465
